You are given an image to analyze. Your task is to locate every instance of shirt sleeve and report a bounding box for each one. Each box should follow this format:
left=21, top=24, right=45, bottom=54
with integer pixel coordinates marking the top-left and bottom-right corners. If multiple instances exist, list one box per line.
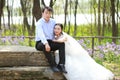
left=36, top=21, right=48, bottom=45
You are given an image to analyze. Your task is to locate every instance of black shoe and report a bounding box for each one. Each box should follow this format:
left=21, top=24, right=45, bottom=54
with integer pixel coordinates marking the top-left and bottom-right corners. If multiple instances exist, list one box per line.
left=57, top=64, right=67, bottom=73
left=51, top=66, right=60, bottom=72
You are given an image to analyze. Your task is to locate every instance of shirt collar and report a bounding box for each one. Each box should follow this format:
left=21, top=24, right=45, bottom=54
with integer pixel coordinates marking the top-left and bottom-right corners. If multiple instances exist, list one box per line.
left=42, top=18, right=50, bottom=23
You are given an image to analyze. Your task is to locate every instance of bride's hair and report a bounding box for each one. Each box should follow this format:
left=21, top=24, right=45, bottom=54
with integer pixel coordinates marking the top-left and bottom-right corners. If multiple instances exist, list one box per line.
left=54, top=23, right=63, bottom=30
left=54, top=23, right=63, bottom=34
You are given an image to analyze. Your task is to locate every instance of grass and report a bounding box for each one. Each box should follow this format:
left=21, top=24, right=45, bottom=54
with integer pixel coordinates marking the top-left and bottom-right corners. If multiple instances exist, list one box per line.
left=103, top=62, right=120, bottom=79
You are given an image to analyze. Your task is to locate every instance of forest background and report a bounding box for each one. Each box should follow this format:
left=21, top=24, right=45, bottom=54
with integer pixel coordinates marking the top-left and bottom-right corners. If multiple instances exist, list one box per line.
left=0, top=0, right=119, bottom=39
left=0, top=0, right=120, bottom=78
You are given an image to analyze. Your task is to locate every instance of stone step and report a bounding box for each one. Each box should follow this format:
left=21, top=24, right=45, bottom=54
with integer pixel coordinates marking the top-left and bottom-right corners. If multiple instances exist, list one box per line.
left=0, top=45, right=48, bottom=67
left=0, top=66, right=66, bottom=80
left=0, top=46, right=66, bottom=80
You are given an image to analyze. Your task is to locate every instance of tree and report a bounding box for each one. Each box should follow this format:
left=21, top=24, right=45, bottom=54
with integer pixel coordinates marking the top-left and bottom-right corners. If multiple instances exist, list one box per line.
left=0, top=0, right=5, bottom=30
left=64, top=0, right=68, bottom=31
left=98, top=0, right=101, bottom=36
left=32, top=0, right=41, bottom=21
left=67, top=0, right=72, bottom=34
left=111, top=0, right=117, bottom=43
left=116, top=0, right=119, bottom=37
left=6, top=0, right=11, bottom=29
left=93, top=0, right=97, bottom=34
left=20, top=0, right=31, bottom=35
left=102, top=0, right=106, bottom=36
left=49, top=0, right=56, bottom=8
left=73, top=0, right=78, bottom=36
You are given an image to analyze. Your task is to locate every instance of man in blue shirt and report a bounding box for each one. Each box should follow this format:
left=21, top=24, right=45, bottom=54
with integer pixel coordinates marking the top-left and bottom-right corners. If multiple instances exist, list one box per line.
left=35, top=6, right=67, bottom=73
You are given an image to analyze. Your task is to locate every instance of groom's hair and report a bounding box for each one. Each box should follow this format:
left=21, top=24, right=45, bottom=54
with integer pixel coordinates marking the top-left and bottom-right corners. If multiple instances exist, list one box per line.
left=42, top=6, right=53, bottom=13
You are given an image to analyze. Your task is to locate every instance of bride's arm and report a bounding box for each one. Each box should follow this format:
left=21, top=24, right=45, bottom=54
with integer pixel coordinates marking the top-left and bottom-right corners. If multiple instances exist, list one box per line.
left=53, top=36, right=67, bottom=43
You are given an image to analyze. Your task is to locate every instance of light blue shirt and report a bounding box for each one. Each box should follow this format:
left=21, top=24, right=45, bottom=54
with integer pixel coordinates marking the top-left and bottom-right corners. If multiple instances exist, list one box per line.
left=35, top=18, right=56, bottom=44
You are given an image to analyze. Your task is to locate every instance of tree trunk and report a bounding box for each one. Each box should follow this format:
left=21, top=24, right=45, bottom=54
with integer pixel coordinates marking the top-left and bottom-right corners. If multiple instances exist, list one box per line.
left=20, top=0, right=32, bottom=35
left=93, top=0, right=97, bottom=33
left=73, top=0, right=78, bottom=36
left=32, top=0, right=41, bottom=21
left=90, top=0, right=93, bottom=35
left=41, top=0, right=46, bottom=6
left=98, top=0, right=101, bottom=36
left=102, top=0, right=106, bottom=36
left=116, top=0, right=119, bottom=37
left=7, top=0, right=10, bottom=29
left=111, top=0, right=117, bottom=43
left=67, top=0, right=72, bottom=34
left=64, top=0, right=68, bottom=30
left=0, top=0, right=5, bottom=30
left=50, top=0, right=56, bottom=8
left=21, top=0, right=34, bottom=46
left=10, top=0, right=14, bottom=26
left=49, top=0, right=56, bottom=18
left=32, top=16, right=35, bottom=35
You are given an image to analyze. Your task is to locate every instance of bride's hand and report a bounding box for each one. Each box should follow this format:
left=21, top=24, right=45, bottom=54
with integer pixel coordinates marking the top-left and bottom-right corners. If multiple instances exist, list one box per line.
left=53, top=37, right=67, bottom=43
left=63, top=37, right=67, bottom=41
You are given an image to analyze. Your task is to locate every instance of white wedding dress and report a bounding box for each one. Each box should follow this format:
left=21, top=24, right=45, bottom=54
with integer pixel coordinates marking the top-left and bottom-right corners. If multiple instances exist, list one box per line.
left=55, top=32, right=114, bottom=80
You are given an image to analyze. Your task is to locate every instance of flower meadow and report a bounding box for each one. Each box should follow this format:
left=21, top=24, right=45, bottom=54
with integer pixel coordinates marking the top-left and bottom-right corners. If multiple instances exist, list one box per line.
left=78, top=39, right=120, bottom=64
left=0, top=36, right=120, bottom=77
left=0, top=36, right=120, bottom=64
left=78, top=39, right=120, bottom=78
left=0, top=36, right=35, bottom=46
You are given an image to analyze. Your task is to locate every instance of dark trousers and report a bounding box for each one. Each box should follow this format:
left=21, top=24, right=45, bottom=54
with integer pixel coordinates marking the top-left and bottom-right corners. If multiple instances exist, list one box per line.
left=35, top=40, right=65, bottom=67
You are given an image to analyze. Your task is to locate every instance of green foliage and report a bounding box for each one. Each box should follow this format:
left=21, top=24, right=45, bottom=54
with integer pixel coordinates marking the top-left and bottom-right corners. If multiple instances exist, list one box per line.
left=0, top=24, right=35, bottom=46
left=1, top=23, right=120, bottom=47
left=104, top=52, right=114, bottom=62
left=2, top=24, right=29, bottom=36
left=64, top=23, right=120, bottom=43
left=103, top=62, right=120, bottom=77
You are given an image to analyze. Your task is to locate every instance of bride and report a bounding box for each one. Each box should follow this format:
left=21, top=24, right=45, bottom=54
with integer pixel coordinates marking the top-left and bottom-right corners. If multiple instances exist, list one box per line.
left=53, top=23, right=114, bottom=80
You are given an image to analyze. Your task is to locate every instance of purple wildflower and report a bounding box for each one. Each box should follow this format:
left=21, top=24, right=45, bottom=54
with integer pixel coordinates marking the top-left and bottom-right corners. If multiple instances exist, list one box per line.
left=19, top=35, right=25, bottom=41
left=99, top=53, right=104, bottom=58
left=1, top=38, right=6, bottom=43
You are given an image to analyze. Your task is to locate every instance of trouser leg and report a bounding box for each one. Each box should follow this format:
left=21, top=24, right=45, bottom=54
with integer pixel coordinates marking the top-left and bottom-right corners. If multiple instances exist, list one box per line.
left=50, top=42, right=67, bottom=73
left=43, top=50, right=57, bottom=67
left=35, top=41, right=57, bottom=67
left=58, top=43, right=65, bottom=64
left=50, top=42, right=65, bottom=65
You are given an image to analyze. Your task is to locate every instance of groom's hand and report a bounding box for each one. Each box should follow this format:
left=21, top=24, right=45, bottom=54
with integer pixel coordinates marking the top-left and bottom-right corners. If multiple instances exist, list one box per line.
left=45, top=43, right=51, bottom=52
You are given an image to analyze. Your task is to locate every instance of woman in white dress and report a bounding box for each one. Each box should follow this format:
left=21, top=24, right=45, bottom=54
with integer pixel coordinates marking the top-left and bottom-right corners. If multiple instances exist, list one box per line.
left=53, top=23, right=114, bottom=80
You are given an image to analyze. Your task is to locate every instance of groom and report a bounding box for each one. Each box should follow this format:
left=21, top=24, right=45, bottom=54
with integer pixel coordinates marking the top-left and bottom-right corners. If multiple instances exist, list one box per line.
left=35, top=6, right=67, bottom=73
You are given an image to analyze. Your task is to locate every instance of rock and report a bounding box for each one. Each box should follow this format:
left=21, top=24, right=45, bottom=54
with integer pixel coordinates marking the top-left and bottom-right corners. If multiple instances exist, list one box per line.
left=0, top=45, right=66, bottom=80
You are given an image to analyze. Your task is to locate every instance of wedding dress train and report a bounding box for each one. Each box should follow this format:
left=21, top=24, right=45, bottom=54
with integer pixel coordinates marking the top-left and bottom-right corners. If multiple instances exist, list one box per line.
left=55, top=32, right=114, bottom=80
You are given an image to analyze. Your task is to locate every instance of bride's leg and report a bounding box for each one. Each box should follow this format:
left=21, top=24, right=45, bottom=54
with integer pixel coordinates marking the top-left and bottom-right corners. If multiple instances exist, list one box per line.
left=51, top=42, right=65, bottom=64
left=51, top=42, right=67, bottom=73
left=58, top=43, right=65, bottom=64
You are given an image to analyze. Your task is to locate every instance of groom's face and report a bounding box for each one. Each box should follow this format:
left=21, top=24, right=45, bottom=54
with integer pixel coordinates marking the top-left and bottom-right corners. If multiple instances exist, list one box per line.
left=42, top=9, right=52, bottom=22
